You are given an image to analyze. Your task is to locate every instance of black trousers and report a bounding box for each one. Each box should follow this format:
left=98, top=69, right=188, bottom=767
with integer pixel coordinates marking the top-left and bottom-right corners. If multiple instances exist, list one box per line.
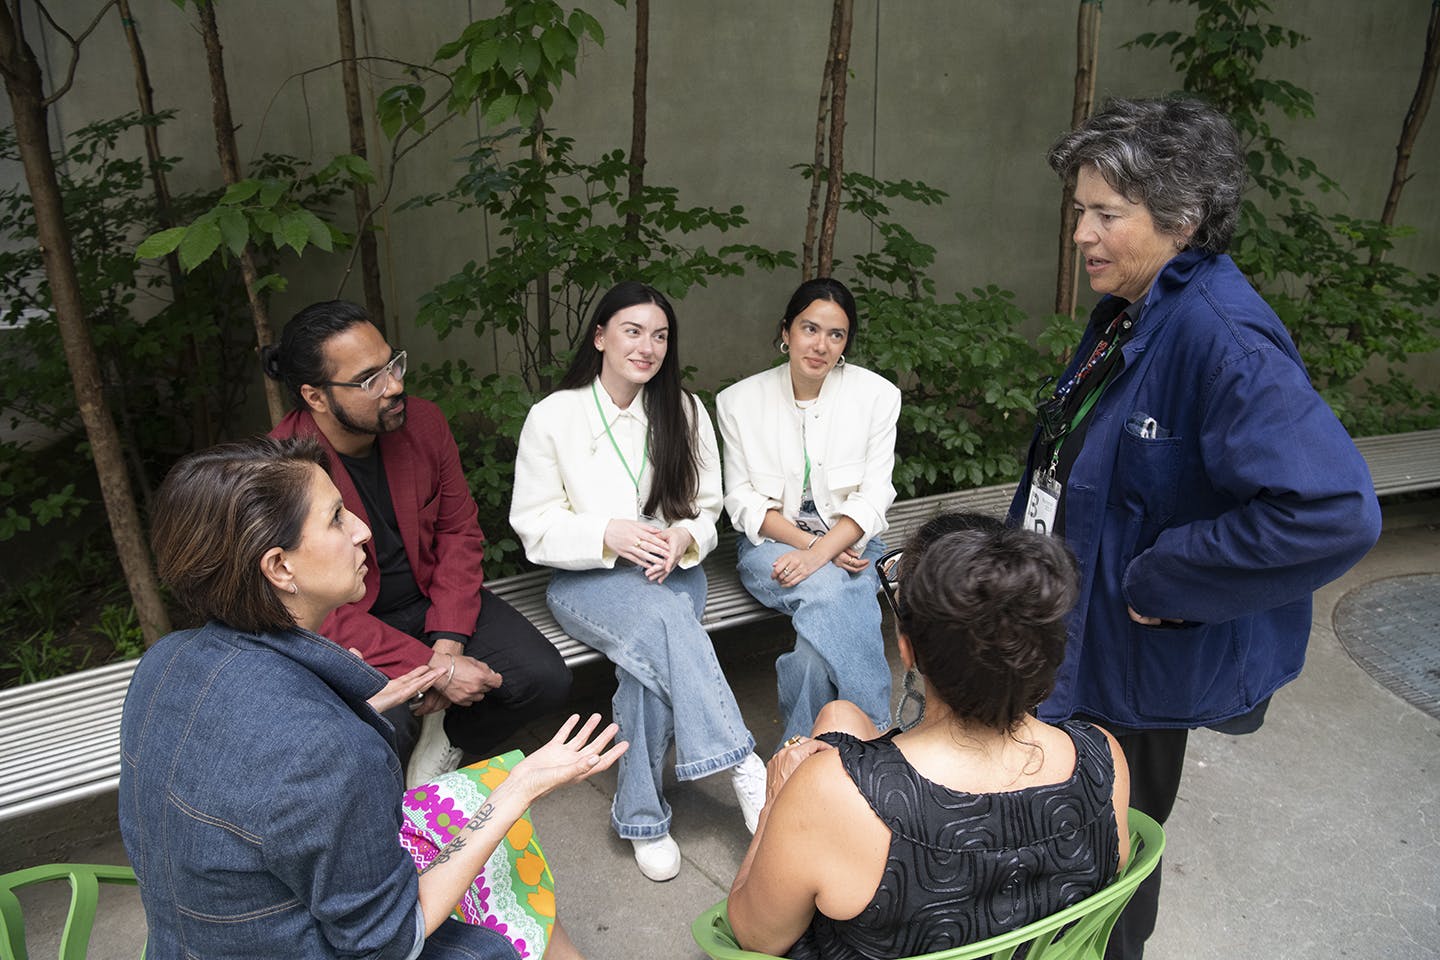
left=1097, top=725, right=1189, bottom=960
left=376, top=589, right=572, bottom=762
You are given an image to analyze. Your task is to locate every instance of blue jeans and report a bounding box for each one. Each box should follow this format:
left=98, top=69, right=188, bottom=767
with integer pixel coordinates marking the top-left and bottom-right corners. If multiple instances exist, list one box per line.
left=736, top=536, right=891, bottom=742
left=547, top=563, right=755, bottom=839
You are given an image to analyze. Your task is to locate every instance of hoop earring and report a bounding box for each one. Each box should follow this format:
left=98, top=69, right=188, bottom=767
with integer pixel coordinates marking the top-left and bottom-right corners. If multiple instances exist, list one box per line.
left=894, top=667, right=925, bottom=731
left=836, top=353, right=846, bottom=367
left=780, top=342, right=789, bottom=354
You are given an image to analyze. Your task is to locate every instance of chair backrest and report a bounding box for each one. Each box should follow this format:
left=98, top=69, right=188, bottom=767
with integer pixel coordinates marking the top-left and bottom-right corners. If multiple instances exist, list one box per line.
left=0, top=863, right=140, bottom=960
left=691, top=809, right=1166, bottom=960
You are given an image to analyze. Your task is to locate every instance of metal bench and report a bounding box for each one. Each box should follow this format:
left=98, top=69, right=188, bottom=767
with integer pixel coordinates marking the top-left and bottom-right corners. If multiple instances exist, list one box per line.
left=4, top=427, right=1437, bottom=823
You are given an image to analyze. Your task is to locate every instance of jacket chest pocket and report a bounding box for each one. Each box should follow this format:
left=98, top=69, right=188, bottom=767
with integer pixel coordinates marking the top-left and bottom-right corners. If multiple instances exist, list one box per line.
left=1112, top=427, right=1183, bottom=555
left=825, top=460, right=866, bottom=499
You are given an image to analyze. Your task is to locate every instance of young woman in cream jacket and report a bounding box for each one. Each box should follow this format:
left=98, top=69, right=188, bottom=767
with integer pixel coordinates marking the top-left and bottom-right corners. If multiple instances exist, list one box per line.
left=511, top=281, right=766, bottom=883
left=716, top=278, right=901, bottom=742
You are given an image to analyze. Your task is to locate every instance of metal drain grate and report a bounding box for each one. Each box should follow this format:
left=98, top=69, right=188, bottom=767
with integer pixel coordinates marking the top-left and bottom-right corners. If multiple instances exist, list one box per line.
left=1332, top=573, right=1440, bottom=721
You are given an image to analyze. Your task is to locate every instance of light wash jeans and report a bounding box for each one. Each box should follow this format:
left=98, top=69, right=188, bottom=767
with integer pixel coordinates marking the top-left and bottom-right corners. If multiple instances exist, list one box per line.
left=547, top=563, right=755, bottom=839
left=736, top=536, right=891, bottom=741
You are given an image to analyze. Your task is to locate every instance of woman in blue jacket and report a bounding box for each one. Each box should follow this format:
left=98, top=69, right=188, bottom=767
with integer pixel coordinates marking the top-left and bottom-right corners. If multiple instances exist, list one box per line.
left=1011, top=97, right=1381, bottom=959
left=120, top=436, right=625, bottom=959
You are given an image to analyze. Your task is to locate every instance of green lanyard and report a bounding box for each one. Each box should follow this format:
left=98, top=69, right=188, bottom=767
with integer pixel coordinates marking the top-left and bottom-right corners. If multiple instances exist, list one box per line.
left=592, top=381, right=648, bottom=499
left=803, top=448, right=811, bottom=493
left=1047, top=365, right=1114, bottom=476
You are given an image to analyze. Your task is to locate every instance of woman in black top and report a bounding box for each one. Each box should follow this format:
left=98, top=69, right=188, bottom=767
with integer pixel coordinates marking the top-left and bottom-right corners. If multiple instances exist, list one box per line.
left=728, top=518, right=1131, bottom=958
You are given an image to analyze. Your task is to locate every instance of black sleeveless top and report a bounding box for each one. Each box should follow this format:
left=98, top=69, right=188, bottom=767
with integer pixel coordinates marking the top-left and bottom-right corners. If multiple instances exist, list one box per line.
left=786, top=720, right=1120, bottom=960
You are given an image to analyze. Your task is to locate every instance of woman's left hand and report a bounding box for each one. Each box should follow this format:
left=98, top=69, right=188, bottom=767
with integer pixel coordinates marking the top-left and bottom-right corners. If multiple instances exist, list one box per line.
left=771, top=548, right=826, bottom=588
left=508, top=713, right=629, bottom=801
left=647, top=527, right=694, bottom=583
left=356, top=654, right=443, bottom=713
left=830, top=547, right=870, bottom=574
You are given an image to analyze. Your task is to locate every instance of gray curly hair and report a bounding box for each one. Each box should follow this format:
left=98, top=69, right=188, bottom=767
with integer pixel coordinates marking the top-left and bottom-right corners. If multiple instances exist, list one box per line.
left=1048, top=97, right=1246, bottom=254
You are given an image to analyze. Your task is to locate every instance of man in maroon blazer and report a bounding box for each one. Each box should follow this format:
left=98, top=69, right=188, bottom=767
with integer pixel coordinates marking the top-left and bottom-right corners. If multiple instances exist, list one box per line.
left=265, top=301, right=570, bottom=785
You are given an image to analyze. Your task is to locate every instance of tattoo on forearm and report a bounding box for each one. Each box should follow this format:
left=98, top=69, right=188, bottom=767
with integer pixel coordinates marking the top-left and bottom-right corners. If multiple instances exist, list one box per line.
left=419, top=835, right=466, bottom=874
left=464, top=801, right=495, bottom=833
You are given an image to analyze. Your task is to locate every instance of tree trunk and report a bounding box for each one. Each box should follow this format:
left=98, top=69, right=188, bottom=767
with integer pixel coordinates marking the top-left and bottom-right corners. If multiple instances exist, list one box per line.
left=1379, top=0, right=1439, bottom=232
left=802, top=5, right=842, bottom=281
left=196, top=0, right=285, bottom=426
left=117, top=0, right=215, bottom=449
left=532, top=114, right=554, bottom=390
left=0, top=4, right=171, bottom=645
left=335, top=0, right=387, bottom=331
left=623, top=0, right=648, bottom=255
left=816, top=0, right=854, bottom=278
left=1056, top=0, right=1102, bottom=319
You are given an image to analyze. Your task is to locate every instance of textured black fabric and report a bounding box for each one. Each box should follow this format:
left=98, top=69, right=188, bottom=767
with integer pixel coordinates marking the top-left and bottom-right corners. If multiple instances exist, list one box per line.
left=788, top=720, right=1120, bottom=960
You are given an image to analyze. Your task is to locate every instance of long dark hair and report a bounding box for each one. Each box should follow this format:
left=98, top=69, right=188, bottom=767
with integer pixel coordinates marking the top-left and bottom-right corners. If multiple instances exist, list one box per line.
left=557, top=281, right=700, bottom=521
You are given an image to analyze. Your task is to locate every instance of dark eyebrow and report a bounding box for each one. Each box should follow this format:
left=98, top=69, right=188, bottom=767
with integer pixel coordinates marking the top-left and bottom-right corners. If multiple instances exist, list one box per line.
left=346, top=350, right=398, bottom=382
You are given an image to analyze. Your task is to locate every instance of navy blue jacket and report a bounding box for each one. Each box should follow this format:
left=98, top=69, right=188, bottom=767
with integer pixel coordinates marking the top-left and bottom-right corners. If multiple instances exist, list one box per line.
left=1010, top=251, right=1380, bottom=729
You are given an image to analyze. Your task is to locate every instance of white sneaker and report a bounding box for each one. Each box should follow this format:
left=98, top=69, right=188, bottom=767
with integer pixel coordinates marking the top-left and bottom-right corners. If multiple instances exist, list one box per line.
left=630, top=835, right=681, bottom=882
left=406, top=712, right=463, bottom=788
left=730, top=752, right=767, bottom=834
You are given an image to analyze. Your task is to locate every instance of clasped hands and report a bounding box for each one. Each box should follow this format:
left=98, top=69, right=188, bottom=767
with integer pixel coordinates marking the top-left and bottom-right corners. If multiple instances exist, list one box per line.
left=358, top=636, right=503, bottom=714
left=604, top=519, right=693, bottom=583
left=771, top=543, right=868, bottom=588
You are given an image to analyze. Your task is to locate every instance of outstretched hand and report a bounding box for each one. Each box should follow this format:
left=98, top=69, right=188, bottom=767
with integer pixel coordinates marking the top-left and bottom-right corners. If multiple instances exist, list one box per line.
left=509, top=713, right=628, bottom=802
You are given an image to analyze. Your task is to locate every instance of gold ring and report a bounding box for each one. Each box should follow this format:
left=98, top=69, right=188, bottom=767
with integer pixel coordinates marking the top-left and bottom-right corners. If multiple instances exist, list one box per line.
left=783, top=735, right=805, bottom=747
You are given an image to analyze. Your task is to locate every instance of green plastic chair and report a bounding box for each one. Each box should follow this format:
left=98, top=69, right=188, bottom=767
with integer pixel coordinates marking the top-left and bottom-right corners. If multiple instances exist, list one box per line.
left=692, top=809, right=1165, bottom=960
left=0, top=863, right=142, bottom=960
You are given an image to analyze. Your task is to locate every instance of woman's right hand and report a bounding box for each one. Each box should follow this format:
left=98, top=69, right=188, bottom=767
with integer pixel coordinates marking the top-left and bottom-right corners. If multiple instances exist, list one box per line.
left=604, top=518, right=670, bottom=572
left=508, top=713, right=628, bottom=802
left=765, top=736, right=833, bottom=806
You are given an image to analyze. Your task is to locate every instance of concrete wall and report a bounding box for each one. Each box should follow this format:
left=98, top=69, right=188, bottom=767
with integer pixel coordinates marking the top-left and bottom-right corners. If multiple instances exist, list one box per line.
left=8, top=0, right=1438, bottom=400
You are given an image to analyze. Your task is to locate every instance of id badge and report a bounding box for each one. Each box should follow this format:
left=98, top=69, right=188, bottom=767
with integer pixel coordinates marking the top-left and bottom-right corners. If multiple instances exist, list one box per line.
left=1023, top=472, right=1061, bottom=537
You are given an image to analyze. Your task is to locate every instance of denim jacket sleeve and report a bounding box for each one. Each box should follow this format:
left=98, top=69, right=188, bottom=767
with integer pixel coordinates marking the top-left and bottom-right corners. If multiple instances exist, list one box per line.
left=261, top=738, right=420, bottom=960
left=1122, top=337, right=1381, bottom=624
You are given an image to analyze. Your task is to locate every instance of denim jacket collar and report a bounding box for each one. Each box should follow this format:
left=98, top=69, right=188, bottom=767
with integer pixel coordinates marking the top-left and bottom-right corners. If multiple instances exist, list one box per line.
left=239, top=622, right=394, bottom=742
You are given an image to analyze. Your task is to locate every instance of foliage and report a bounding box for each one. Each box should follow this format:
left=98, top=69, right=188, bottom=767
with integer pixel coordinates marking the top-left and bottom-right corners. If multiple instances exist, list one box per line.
left=136, top=153, right=362, bottom=292
left=1130, top=0, right=1440, bottom=433
left=836, top=173, right=1072, bottom=495
left=0, top=531, right=130, bottom=687
left=0, top=112, right=256, bottom=540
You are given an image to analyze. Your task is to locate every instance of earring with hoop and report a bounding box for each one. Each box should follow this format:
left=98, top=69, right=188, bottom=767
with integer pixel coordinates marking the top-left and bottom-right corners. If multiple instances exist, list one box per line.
left=780, top=342, right=789, bottom=354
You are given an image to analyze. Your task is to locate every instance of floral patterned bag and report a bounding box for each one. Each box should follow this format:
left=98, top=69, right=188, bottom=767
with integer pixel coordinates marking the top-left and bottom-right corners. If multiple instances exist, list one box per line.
left=399, top=751, right=554, bottom=958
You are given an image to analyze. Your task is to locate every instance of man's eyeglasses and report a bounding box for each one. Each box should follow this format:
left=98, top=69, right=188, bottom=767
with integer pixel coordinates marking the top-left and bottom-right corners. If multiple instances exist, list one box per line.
left=877, top=548, right=904, bottom=618
left=318, top=351, right=407, bottom=399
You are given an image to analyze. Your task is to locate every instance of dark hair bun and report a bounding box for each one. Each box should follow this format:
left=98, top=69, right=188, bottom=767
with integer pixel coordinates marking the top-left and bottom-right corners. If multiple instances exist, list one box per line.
left=259, top=344, right=283, bottom=381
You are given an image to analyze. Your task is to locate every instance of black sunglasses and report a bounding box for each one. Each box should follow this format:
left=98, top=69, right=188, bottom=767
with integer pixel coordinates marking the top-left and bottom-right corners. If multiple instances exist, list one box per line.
left=877, top=548, right=904, bottom=618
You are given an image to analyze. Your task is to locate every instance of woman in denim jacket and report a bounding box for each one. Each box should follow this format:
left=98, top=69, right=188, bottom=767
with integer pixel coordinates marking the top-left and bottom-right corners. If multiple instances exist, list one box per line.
left=120, top=436, right=624, bottom=959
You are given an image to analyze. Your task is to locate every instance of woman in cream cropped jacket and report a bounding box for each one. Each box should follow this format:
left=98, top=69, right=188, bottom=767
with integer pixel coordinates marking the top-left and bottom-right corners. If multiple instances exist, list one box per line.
left=716, top=277, right=901, bottom=741
left=511, top=281, right=765, bottom=884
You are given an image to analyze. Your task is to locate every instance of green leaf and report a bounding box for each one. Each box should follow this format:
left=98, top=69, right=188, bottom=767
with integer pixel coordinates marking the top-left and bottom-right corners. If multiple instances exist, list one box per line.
left=217, top=207, right=248, bottom=256
left=540, top=27, right=568, bottom=67
left=257, top=180, right=286, bottom=208
left=219, top=180, right=261, bottom=205
left=484, top=92, right=521, bottom=126
left=177, top=220, right=222, bottom=272
left=519, top=39, right=542, bottom=78
left=468, top=38, right=501, bottom=74
left=279, top=213, right=310, bottom=255
left=299, top=210, right=333, bottom=252
left=135, top=226, right=186, bottom=260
